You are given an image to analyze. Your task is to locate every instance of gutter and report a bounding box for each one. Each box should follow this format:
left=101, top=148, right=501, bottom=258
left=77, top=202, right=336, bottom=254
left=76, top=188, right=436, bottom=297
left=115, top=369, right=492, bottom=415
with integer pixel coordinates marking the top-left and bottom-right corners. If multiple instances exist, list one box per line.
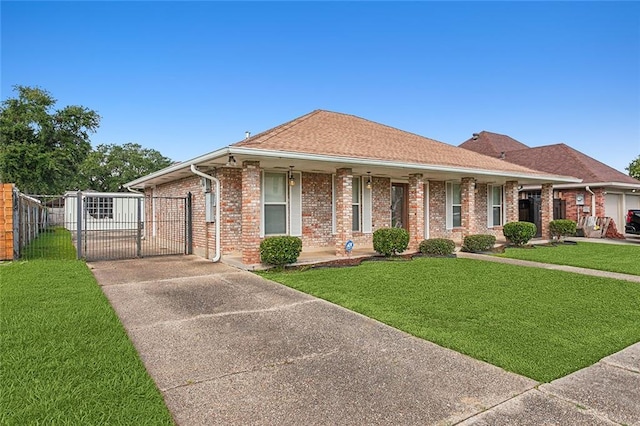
left=190, top=165, right=221, bottom=262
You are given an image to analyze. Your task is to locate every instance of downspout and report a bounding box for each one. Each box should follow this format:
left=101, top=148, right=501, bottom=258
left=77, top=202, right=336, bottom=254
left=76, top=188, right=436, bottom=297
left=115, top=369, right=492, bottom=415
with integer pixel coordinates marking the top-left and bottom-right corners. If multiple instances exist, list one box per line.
left=190, top=165, right=221, bottom=262
left=127, top=186, right=142, bottom=194
left=585, top=186, right=596, bottom=216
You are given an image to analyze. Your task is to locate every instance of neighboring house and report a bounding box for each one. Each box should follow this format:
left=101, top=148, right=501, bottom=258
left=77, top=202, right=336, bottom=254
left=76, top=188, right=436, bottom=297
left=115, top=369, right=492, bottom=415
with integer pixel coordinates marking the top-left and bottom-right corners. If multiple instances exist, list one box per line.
left=64, top=191, right=144, bottom=231
left=126, top=110, right=579, bottom=265
left=460, top=131, right=640, bottom=232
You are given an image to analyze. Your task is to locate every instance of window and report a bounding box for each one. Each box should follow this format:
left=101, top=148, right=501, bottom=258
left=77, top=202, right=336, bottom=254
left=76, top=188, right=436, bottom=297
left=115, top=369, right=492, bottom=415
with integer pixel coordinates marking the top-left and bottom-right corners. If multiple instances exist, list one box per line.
left=352, top=176, right=361, bottom=231
left=264, top=172, right=287, bottom=235
left=489, top=185, right=504, bottom=227
left=86, top=197, right=113, bottom=219
left=446, top=182, right=461, bottom=229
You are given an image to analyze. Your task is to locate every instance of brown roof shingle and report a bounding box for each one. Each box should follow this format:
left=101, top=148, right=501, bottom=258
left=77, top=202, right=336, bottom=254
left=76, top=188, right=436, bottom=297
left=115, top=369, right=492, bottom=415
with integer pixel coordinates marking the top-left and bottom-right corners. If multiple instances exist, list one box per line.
left=504, top=143, right=640, bottom=185
left=459, top=131, right=529, bottom=157
left=232, top=110, right=552, bottom=176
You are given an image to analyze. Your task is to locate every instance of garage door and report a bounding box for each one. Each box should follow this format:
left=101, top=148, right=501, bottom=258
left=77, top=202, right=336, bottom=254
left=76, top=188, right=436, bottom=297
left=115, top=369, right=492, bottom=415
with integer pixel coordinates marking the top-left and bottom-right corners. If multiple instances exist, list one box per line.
left=605, top=194, right=622, bottom=228
left=626, top=194, right=640, bottom=210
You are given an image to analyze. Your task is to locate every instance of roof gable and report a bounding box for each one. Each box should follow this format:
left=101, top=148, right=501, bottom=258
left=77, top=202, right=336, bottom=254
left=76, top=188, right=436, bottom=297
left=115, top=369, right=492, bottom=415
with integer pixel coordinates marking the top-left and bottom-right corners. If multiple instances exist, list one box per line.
left=233, top=110, right=549, bottom=176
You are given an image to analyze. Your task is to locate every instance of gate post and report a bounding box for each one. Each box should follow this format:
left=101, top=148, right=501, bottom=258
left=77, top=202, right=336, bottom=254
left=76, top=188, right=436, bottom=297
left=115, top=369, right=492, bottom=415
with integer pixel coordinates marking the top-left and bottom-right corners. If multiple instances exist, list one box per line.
left=76, top=191, right=83, bottom=259
left=186, top=192, right=193, bottom=254
left=136, top=197, right=142, bottom=257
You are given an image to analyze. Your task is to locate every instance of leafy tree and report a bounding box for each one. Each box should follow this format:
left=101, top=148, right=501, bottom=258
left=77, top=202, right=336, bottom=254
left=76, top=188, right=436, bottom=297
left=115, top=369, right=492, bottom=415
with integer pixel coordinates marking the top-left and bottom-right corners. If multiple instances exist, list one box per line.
left=0, top=85, right=100, bottom=194
left=76, top=143, right=172, bottom=192
left=627, top=156, right=640, bottom=180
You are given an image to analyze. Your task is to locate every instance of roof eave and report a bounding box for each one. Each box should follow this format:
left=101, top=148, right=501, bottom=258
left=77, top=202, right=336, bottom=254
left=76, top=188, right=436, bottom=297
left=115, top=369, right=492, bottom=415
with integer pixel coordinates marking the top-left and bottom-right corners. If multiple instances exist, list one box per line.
left=231, top=147, right=581, bottom=184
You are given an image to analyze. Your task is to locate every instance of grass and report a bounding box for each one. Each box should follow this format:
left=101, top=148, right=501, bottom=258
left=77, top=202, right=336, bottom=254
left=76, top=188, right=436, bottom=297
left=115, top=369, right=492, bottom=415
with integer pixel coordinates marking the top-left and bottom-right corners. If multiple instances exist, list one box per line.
left=496, top=241, right=640, bottom=276
left=0, top=231, right=174, bottom=425
left=259, top=258, right=640, bottom=382
left=22, top=226, right=77, bottom=260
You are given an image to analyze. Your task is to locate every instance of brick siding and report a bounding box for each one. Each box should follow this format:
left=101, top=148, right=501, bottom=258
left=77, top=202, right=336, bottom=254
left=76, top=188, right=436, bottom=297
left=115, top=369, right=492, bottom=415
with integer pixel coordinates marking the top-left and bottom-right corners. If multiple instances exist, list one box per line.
left=1, top=184, right=14, bottom=260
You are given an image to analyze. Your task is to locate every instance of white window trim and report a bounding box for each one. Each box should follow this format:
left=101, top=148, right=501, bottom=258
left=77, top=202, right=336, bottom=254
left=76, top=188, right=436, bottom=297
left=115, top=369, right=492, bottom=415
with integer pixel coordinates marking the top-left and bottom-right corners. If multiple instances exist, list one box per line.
left=487, top=184, right=505, bottom=228
left=352, top=176, right=361, bottom=232
left=446, top=181, right=461, bottom=230
left=332, top=174, right=371, bottom=234
left=262, top=171, right=288, bottom=236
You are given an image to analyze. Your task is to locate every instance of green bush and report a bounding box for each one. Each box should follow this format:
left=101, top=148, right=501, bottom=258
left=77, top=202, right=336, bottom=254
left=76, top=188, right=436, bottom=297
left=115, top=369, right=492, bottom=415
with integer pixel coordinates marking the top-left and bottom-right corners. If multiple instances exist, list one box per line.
left=419, top=238, right=456, bottom=256
left=260, top=236, right=303, bottom=266
left=549, top=219, right=577, bottom=240
left=462, top=234, right=496, bottom=253
left=503, top=221, right=537, bottom=246
left=373, top=228, right=409, bottom=257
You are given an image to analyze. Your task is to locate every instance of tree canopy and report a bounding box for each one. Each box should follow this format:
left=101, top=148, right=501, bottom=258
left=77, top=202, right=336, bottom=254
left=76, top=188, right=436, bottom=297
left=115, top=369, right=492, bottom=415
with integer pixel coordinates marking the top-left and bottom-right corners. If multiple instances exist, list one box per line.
left=1, top=85, right=173, bottom=194
left=627, top=156, right=640, bottom=180
left=76, top=143, right=172, bottom=192
left=0, top=86, right=100, bottom=194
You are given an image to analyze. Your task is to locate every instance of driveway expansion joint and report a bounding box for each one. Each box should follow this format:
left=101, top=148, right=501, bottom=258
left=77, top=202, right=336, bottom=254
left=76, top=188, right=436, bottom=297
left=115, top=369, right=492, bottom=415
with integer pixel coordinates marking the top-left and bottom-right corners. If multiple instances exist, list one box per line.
left=600, top=359, right=640, bottom=374
left=131, top=299, right=321, bottom=331
left=537, top=385, right=620, bottom=425
left=453, top=386, right=539, bottom=425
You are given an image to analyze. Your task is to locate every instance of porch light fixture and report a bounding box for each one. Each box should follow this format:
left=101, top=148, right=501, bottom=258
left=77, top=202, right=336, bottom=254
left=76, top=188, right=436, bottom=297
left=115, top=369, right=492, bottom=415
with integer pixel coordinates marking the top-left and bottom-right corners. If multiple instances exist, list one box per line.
left=226, top=155, right=237, bottom=167
left=366, top=172, right=372, bottom=190
left=289, top=166, right=296, bottom=186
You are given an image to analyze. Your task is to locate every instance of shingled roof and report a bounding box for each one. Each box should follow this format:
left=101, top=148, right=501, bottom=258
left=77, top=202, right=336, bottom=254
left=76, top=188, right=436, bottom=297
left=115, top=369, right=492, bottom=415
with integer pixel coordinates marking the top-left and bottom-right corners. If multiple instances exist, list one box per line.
left=232, top=110, right=551, bottom=176
left=504, top=144, right=640, bottom=185
left=459, top=131, right=529, bottom=157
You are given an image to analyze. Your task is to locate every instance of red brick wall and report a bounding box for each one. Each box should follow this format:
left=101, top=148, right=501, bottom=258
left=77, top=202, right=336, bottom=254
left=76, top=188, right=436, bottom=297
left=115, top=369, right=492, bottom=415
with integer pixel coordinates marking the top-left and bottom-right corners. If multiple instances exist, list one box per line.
left=560, top=188, right=606, bottom=221
left=372, top=177, right=391, bottom=232
left=301, top=172, right=333, bottom=246
left=541, top=183, right=554, bottom=238
left=217, top=167, right=242, bottom=253
left=428, top=181, right=463, bottom=243
left=241, top=161, right=261, bottom=264
left=149, top=175, right=216, bottom=258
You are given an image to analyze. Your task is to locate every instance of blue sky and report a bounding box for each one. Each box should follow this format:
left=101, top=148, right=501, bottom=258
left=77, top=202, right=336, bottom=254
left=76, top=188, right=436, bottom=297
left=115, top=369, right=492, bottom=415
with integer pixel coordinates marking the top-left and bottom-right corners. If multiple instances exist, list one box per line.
left=2, top=1, right=639, bottom=173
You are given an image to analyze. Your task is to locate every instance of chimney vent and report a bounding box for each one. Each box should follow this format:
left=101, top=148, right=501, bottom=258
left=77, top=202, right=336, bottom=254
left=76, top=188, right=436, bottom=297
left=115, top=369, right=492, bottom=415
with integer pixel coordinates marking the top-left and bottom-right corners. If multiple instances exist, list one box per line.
left=245, top=131, right=251, bottom=139
left=500, top=151, right=505, bottom=159
left=472, top=133, right=479, bottom=140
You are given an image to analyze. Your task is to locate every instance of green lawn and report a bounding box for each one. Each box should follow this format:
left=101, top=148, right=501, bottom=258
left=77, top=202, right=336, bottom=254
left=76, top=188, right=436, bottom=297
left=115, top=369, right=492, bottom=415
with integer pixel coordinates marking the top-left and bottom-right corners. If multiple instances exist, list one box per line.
left=496, top=241, right=640, bottom=276
left=259, top=258, right=640, bottom=382
left=0, top=258, right=174, bottom=424
left=22, top=227, right=77, bottom=260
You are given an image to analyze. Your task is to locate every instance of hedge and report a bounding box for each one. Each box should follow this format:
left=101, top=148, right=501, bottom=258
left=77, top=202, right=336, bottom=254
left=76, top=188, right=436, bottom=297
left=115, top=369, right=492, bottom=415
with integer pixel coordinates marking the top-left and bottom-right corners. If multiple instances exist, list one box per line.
left=373, top=228, right=409, bottom=257
left=260, top=236, right=303, bottom=266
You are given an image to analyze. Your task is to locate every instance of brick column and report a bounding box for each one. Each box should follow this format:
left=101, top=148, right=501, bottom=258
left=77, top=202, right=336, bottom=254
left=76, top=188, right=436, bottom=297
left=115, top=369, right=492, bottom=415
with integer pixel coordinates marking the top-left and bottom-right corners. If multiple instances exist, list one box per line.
left=408, top=174, right=424, bottom=251
left=334, top=168, right=353, bottom=256
left=461, top=177, right=477, bottom=235
left=505, top=181, right=519, bottom=224
left=541, top=183, right=554, bottom=239
left=241, top=161, right=261, bottom=264
left=1, top=184, right=14, bottom=260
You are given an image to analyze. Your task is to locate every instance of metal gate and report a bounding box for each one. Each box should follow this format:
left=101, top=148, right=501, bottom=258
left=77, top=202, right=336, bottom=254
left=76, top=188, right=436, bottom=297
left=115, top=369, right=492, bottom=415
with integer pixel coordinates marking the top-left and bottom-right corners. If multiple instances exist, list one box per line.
left=15, top=190, right=192, bottom=261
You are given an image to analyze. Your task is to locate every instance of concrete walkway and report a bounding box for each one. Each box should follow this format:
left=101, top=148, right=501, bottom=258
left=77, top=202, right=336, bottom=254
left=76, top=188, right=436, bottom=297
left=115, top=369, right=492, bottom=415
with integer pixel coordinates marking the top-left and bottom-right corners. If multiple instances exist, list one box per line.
left=457, top=252, right=640, bottom=283
left=90, top=255, right=639, bottom=425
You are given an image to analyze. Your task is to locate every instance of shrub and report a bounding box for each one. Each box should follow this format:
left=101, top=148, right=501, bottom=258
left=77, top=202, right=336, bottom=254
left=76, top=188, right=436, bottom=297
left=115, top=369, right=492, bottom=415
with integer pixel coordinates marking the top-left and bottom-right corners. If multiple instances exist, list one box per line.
left=373, top=228, right=409, bottom=257
left=462, top=234, right=496, bottom=253
left=260, top=236, right=302, bottom=267
left=503, top=221, right=537, bottom=246
left=549, top=219, right=577, bottom=241
left=419, top=238, right=456, bottom=256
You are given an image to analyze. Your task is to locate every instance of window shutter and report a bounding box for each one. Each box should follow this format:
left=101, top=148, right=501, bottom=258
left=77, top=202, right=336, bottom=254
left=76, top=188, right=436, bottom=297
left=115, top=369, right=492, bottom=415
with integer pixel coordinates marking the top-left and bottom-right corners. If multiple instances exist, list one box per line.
left=424, top=181, right=429, bottom=239
left=446, top=182, right=452, bottom=229
left=487, top=185, right=493, bottom=228
left=362, top=176, right=372, bottom=233
left=289, top=172, right=302, bottom=236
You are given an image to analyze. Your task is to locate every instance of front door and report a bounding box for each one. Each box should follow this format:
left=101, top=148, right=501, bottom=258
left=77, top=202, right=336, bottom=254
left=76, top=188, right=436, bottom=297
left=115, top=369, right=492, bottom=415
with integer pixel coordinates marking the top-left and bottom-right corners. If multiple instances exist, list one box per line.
left=391, top=183, right=409, bottom=230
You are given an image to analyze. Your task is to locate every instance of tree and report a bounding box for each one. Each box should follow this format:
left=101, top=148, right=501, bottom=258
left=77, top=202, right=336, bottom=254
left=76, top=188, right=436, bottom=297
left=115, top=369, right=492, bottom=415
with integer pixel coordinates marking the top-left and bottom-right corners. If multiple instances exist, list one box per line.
left=0, top=86, right=100, bottom=194
left=627, top=156, right=640, bottom=180
left=76, top=143, right=172, bottom=192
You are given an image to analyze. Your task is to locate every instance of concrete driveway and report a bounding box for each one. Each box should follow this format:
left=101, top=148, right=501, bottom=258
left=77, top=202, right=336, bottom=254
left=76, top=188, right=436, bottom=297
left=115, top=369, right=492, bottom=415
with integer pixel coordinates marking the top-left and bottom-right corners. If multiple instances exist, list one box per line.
left=90, top=256, right=638, bottom=425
